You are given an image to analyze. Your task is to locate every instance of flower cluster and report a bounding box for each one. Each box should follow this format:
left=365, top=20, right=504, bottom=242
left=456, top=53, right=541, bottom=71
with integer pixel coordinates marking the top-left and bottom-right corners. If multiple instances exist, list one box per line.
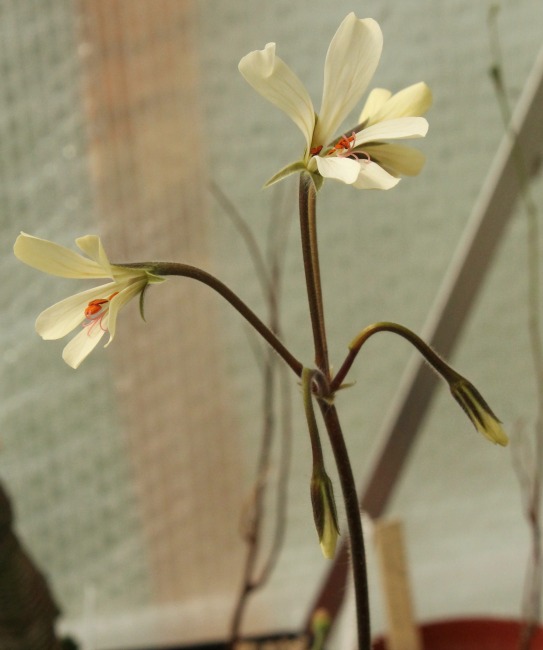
left=239, top=12, right=431, bottom=190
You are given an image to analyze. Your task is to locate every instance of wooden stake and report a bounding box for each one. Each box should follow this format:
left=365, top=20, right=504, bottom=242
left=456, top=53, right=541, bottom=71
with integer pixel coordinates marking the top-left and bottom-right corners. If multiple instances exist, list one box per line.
left=373, top=519, right=422, bottom=650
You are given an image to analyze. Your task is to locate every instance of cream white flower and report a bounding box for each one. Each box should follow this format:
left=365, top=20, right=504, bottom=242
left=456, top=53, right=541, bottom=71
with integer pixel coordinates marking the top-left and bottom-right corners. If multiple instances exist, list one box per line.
left=239, top=13, right=431, bottom=190
left=14, top=233, right=164, bottom=369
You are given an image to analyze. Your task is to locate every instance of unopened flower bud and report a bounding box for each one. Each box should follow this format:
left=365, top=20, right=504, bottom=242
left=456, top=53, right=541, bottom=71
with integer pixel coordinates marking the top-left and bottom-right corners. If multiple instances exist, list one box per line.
left=311, top=471, right=340, bottom=559
left=450, top=378, right=508, bottom=446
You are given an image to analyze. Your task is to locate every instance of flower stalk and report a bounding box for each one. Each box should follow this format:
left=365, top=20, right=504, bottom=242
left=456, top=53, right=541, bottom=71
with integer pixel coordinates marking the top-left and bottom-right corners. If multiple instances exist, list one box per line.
left=140, top=262, right=304, bottom=379
left=333, top=321, right=508, bottom=446
left=299, top=174, right=330, bottom=377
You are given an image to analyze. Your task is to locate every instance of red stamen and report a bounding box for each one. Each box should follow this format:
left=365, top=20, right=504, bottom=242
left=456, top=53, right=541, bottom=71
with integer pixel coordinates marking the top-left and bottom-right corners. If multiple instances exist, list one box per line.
left=84, top=292, right=118, bottom=319
left=310, top=145, right=323, bottom=156
left=335, top=133, right=356, bottom=150
left=325, top=133, right=357, bottom=157
left=83, top=292, right=119, bottom=334
left=85, top=299, right=108, bottom=319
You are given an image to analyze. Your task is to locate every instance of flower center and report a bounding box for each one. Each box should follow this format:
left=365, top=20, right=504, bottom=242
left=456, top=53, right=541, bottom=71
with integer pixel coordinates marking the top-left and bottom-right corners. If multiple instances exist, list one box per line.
left=83, top=292, right=118, bottom=333
left=327, top=133, right=356, bottom=155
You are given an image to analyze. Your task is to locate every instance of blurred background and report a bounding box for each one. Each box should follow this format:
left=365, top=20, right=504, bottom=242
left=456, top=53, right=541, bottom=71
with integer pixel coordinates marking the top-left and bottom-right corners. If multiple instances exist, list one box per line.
left=2, top=0, right=543, bottom=648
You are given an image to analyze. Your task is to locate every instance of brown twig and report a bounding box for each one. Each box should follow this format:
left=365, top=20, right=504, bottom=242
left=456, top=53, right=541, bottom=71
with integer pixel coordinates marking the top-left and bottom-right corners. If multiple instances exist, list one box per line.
left=488, top=8, right=543, bottom=647
left=209, top=183, right=294, bottom=646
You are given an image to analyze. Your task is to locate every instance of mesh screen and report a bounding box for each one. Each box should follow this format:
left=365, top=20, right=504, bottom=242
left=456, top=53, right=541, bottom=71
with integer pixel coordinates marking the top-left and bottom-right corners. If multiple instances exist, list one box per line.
left=2, top=1, right=244, bottom=646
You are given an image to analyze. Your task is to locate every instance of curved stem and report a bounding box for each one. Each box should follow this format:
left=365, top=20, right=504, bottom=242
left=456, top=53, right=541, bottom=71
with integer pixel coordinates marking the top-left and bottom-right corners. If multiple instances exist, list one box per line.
left=331, top=321, right=459, bottom=393
left=299, top=173, right=330, bottom=376
left=132, top=261, right=303, bottom=378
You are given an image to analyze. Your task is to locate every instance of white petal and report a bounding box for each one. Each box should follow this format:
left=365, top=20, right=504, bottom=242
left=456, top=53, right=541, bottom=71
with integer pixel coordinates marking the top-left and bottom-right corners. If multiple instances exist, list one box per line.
left=358, top=88, right=392, bottom=124
left=14, top=233, right=107, bottom=279
left=314, top=156, right=361, bottom=184
left=364, top=143, right=426, bottom=176
left=106, top=279, right=147, bottom=342
left=315, top=14, right=383, bottom=146
left=36, top=282, right=119, bottom=340
left=355, top=117, right=429, bottom=146
left=352, top=160, right=400, bottom=190
left=368, top=82, right=432, bottom=124
left=239, top=43, right=315, bottom=150
left=76, top=235, right=112, bottom=274
left=62, top=326, right=107, bottom=369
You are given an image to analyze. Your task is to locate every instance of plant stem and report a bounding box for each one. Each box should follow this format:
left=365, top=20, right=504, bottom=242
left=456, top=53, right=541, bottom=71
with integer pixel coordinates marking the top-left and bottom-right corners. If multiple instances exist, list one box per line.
left=136, top=261, right=303, bottom=378
left=298, top=174, right=371, bottom=650
left=299, top=173, right=330, bottom=376
left=319, top=400, right=371, bottom=650
left=331, top=321, right=459, bottom=392
left=219, top=186, right=293, bottom=644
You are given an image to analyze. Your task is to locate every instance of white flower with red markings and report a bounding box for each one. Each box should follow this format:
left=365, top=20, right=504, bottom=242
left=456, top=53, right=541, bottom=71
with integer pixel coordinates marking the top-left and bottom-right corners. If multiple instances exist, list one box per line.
left=239, top=13, right=431, bottom=190
left=14, top=233, right=164, bottom=368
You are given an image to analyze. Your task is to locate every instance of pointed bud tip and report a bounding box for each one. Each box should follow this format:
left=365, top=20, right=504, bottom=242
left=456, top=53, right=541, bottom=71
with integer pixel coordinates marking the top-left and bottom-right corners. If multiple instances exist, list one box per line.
left=311, top=472, right=340, bottom=559
left=450, top=379, right=509, bottom=446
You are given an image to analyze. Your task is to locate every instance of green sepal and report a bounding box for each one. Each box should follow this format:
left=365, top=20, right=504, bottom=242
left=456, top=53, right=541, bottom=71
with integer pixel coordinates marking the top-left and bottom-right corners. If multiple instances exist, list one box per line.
left=138, top=270, right=165, bottom=322
left=146, top=271, right=166, bottom=284
left=139, top=284, right=150, bottom=322
left=264, top=160, right=308, bottom=188
left=308, top=170, right=324, bottom=192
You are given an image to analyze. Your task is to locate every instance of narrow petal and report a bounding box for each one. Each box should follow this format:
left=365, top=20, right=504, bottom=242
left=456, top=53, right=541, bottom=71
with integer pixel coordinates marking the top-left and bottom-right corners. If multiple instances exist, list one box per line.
left=314, top=156, right=361, bottom=184
left=315, top=14, right=383, bottom=146
left=358, top=88, right=391, bottom=124
left=106, top=279, right=147, bottom=342
left=35, top=282, right=119, bottom=340
left=355, top=117, right=429, bottom=146
left=367, top=82, right=432, bottom=124
left=14, top=233, right=107, bottom=279
left=352, top=160, right=400, bottom=190
left=363, top=143, right=426, bottom=176
left=358, top=88, right=392, bottom=124
left=76, top=235, right=112, bottom=275
left=239, top=43, right=315, bottom=150
left=62, top=326, right=107, bottom=369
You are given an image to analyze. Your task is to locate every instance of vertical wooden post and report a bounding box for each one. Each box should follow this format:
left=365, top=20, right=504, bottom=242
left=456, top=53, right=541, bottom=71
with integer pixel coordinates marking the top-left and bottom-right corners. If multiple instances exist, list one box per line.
left=77, top=0, right=244, bottom=618
left=373, top=520, right=422, bottom=650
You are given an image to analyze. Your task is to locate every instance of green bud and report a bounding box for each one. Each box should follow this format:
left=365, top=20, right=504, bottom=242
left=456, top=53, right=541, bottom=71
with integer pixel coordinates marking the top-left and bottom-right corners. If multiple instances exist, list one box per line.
left=311, top=471, right=340, bottom=559
left=311, top=608, right=332, bottom=650
left=450, top=378, right=509, bottom=446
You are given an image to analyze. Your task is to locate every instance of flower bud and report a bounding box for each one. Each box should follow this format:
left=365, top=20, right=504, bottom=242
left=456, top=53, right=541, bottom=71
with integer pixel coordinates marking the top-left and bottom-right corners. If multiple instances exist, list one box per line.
left=311, top=608, right=332, bottom=650
left=450, top=379, right=509, bottom=446
left=310, top=471, right=340, bottom=558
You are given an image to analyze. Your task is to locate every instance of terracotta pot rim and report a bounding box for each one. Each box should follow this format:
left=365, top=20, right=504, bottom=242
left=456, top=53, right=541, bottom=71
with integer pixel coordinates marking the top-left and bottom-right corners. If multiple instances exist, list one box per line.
left=372, top=616, right=543, bottom=650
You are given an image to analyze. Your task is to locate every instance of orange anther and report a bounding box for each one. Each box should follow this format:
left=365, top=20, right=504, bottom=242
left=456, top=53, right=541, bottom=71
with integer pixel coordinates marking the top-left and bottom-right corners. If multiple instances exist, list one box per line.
left=84, top=292, right=118, bottom=319
left=334, top=133, right=356, bottom=151
left=85, top=299, right=107, bottom=318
